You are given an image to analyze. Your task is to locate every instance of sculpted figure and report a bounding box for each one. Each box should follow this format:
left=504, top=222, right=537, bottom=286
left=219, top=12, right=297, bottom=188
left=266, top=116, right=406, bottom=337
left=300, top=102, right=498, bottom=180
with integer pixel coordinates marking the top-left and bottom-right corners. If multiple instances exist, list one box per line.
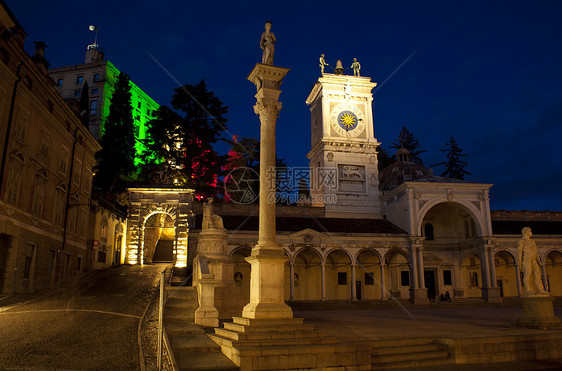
left=202, top=197, right=224, bottom=230
left=517, top=227, right=546, bottom=295
left=319, top=54, right=329, bottom=74
left=351, top=58, right=361, bottom=76
left=260, top=21, right=276, bottom=65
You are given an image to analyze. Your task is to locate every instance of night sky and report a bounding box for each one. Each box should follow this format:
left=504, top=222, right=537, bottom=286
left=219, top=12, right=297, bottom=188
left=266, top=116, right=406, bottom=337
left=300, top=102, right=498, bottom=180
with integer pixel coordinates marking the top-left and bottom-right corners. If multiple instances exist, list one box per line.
left=8, top=0, right=562, bottom=211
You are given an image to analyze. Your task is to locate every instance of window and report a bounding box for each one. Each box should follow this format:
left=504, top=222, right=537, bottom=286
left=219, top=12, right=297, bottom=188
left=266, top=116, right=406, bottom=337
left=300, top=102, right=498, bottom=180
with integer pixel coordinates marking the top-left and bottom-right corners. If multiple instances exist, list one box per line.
left=76, top=76, right=83, bottom=85
left=78, top=209, right=86, bottom=237
left=32, top=176, right=46, bottom=216
left=443, top=270, right=452, bottom=286
left=38, top=130, right=51, bottom=162
left=14, top=107, right=29, bottom=142
left=337, top=272, right=347, bottom=285
left=93, top=73, right=100, bottom=82
left=58, top=147, right=69, bottom=174
left=470, top=272, right=479, bottom=287
left=74, top=90, right=81, bottom=97
left=54, top=188, right=65, bottom=226
left=91, top=88, right=98, bottom=95
left=137, top=101, right=141, bottom=109
left=6, top=159, right=22, bottom=205
left=57, top=78, right=63, bottom=87
left=98, top=251, right=106, bottom=263
left=47, top=100, right=53, bottom=113
left=23, top=243, right=35, bottom=280
left=73, top=159, right=82, bottom=185
left=400, top=271, right=410, bottom=287
left=424, top=223, right=434, bottom=241
left=365, top=272, right=374, bottom=286
left=68, top=200, right=77, bottom=233
left=89, top=100, right=97, bottom=115
left=76, top=256, right=82, bottom=271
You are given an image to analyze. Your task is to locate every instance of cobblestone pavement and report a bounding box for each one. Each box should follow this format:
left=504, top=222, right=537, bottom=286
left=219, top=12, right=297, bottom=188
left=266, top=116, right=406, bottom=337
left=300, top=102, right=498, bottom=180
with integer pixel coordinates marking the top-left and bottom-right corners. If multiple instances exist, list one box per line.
left=0, top=264, right=170, bottom=370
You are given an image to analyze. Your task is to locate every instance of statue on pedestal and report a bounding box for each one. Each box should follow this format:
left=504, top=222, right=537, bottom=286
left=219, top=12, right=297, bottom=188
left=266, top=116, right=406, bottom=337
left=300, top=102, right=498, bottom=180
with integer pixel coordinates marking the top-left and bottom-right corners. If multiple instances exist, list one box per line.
left=202, top=197, right=224, bottom=230
left=517, top=227, right=547, bottom=295
left=351, top=58, right=361, bottom=76
left=260, top=21, right=276, bottom=65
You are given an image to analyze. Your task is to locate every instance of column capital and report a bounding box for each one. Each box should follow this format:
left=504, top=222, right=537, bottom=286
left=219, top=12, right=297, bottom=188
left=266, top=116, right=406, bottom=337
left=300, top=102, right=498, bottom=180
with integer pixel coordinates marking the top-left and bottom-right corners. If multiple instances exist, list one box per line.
left=409, top=237, right=425, bottom=246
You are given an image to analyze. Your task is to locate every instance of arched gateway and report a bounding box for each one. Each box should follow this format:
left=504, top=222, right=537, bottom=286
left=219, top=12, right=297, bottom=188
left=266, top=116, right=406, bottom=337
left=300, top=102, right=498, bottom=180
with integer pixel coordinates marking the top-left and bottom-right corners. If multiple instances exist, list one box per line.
left=125, top=188, right=195, bottom=267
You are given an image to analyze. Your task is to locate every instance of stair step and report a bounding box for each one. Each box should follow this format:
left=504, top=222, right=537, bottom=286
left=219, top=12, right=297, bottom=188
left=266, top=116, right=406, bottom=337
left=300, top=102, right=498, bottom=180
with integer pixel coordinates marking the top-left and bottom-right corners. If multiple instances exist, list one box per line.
left=167, top=286, right=198, bottom=299
left=373, top=349, right=450, bottom=365
left=171, top=334, right=222, bottom=353
left=371, top=343, right=444, bottom=356
left=371, top=337, right=436, bottom=348
left=209, top=333, right=335, bottom=348
left=176, top=350, right=238, bottom=370
left=165, top=319, right=204, bottom=336
left=215, top=327, right=324, bottom=341
left=231, top=316, right=304, bottom=327
left=223, top=322, right=314, bottom=333
left=373, top=356, right=454, bottom=369
left=165, top=306, right=196, bottom=320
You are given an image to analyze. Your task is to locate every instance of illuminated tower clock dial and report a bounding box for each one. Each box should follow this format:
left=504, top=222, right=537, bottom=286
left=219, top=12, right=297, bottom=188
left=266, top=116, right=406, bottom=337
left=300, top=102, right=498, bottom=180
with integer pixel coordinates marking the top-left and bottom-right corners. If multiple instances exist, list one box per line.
left=330, top=103, right=365, bottom=137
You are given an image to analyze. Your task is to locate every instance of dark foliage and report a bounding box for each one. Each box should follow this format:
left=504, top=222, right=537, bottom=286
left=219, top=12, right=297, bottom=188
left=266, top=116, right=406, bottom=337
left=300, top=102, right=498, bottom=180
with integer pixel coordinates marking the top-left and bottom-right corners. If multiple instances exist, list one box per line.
left=432, top=137, right=471, bottom=180
left=389, top=126, right=426, bottom=164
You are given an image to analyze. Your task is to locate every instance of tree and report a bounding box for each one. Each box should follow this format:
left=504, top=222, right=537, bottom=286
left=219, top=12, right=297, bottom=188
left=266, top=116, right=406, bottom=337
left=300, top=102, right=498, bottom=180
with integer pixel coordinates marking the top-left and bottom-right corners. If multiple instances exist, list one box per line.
left=94, top=72, right=136, bottom=193
left=389, top=126, right=426, bottom=164
left=141, top=80, right=228, bottom=199
left=433, top=137, right=471, bottom=180
left=376, top=146, right=393, bottom=171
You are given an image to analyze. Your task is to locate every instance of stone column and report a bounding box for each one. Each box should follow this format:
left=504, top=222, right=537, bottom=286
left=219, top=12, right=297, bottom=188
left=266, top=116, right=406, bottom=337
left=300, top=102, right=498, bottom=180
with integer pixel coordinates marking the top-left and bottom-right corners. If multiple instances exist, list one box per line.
left=515, top=264, right=522, bottom=297
left=410, top=246, right=418, bottom=289
left=321, top=259, right=327, bottom=301
left=481, top=247, right=491, bottom=288
left=541, top=264, right=548, bottom=292
left=351, top=263, right=357, bottom=301
left=242, top=63, right=292, bottom=319
left=417, top=246, right=425, bottom=289
left=380, top=263, right=386, bottom=300
left=289, top=260, right=295, bottom=301
left=489, top=248, right=497, bottom=288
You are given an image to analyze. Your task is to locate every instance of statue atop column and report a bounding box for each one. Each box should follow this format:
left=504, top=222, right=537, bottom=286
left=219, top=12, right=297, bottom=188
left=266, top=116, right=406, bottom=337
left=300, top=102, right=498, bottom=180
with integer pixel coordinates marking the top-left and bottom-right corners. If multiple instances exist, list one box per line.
left=202, top=197, right=224, bottom=230
left=260, top=20, right=276, bottom=65
left=517, top=227, right=547, bottom=295
left=351, top=58, right=361, bottom=76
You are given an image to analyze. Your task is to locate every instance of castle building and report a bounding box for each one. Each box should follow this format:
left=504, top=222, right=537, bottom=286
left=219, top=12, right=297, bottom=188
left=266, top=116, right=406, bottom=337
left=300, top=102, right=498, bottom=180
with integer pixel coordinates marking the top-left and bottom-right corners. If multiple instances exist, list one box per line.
left=48, top=46, right=159, bottom=166
left=0, top=1, right=101, bottom=294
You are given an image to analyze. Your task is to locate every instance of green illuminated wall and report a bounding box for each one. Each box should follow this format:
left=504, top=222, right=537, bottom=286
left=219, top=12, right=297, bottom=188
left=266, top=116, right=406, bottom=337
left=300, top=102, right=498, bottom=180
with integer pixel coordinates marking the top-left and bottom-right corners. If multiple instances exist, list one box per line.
left=100, top=61, right=159, bottom=169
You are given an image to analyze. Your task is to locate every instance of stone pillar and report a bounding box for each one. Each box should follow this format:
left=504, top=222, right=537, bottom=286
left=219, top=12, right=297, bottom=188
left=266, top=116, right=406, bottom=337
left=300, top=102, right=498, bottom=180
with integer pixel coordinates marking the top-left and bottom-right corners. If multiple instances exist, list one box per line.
left=410, top=246, right=418, bottom=289
left=515, top=264, right=522, bottom=297
left=242, top=63, right=292, bottom=319
left=351, top=263, right=357, bottom=301
left=321, top=259, right=327, bottom=301
left=480, top=239, right=502, bottom=303
left=380, top=263, right=386, bottom=300
left=417, top=246, right=425, bottom=289
left=541, top=264, right=548, bottom=292
left=289, top=260, right=295, bottom=301
left=489, top=248, right=497, bottom=288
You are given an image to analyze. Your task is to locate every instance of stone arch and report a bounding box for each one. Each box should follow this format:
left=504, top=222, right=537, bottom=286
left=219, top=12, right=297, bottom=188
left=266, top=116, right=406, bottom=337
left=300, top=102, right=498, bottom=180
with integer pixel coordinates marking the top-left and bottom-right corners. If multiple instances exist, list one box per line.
left=417, top=200, right=484, bottom=238
left=143, top=212, right=175, bottom=263
left=231, top=245, right=251, bottom=301
left=356, top=249, right=383, bottom=300
left=292, top=247, right=323, bottom=301
left=384, top=248, right=411, bottom=299
left=325, top=249, right=352, bottom=300
left=493, top=249, right=518, bottom=297
left=545, top=249, right=562, bottom=296
left=125, top=188, right=194, bottom=267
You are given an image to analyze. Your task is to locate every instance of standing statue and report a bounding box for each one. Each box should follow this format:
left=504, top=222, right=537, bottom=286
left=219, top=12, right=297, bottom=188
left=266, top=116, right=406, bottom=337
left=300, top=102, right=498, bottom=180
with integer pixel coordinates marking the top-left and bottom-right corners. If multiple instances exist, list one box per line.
left=351, top=58, right=361, bottom=76
left=517, top=227, right=547, bottom=295
left=260, top=21, right=276, bottom=65
left=319, top=54, right=329, bottom=74
left=202, top=197, right=224, bottom=230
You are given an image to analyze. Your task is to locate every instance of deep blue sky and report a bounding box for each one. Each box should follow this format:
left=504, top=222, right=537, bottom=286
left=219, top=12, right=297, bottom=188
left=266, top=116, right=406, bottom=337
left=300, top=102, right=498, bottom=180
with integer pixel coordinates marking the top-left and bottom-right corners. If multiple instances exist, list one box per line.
left=8, top=0, right=562, bottom=211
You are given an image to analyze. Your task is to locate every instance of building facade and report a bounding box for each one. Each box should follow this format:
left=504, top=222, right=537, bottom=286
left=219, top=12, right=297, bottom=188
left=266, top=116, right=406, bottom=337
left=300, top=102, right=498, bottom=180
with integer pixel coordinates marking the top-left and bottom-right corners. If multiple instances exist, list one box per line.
left=48, top=47, right=159, bottom=166
left=0, top=2, right=101, bottom=294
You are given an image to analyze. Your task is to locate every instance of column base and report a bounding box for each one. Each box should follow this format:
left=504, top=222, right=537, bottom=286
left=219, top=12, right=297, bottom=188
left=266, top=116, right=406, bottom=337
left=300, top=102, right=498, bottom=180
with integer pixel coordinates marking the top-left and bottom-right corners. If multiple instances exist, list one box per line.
left=481, top=287, right=503, bottom=303
left=410, top=288, right=429, bottom=304
left=514, top=295, right=562, bottom=330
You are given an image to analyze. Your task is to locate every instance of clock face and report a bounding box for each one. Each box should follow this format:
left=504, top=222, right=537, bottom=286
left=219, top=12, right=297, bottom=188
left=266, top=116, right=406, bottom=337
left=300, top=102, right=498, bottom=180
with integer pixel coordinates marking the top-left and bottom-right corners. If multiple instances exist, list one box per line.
left=330, top=103, right=365, bottom=137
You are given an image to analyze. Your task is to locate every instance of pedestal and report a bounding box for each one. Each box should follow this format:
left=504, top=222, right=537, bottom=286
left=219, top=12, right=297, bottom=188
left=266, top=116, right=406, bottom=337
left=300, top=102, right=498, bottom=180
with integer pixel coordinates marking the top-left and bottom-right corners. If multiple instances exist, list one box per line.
left=482, top=287, right=503, bottom=303
left=241, top=251, right=293, bottom=319
left=515, top=295, right=562, bottom=330
left=410, top=288, right=429, bottom=304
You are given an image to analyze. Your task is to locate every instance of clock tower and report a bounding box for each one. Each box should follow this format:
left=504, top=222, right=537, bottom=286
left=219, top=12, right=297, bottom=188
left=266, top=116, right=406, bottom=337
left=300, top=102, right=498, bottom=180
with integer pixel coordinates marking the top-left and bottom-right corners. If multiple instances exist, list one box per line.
left=306, top=72, right=381, bottom=218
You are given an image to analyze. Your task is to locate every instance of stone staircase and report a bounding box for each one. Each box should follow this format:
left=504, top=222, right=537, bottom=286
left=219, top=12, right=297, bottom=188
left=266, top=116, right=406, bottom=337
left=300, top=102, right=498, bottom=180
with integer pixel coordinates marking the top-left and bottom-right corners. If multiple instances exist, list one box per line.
left=164, top=286, right=238, bottom=371
left=370, top=337, right=453, bottom=369
left=209, top=317, right=371, bottom=370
